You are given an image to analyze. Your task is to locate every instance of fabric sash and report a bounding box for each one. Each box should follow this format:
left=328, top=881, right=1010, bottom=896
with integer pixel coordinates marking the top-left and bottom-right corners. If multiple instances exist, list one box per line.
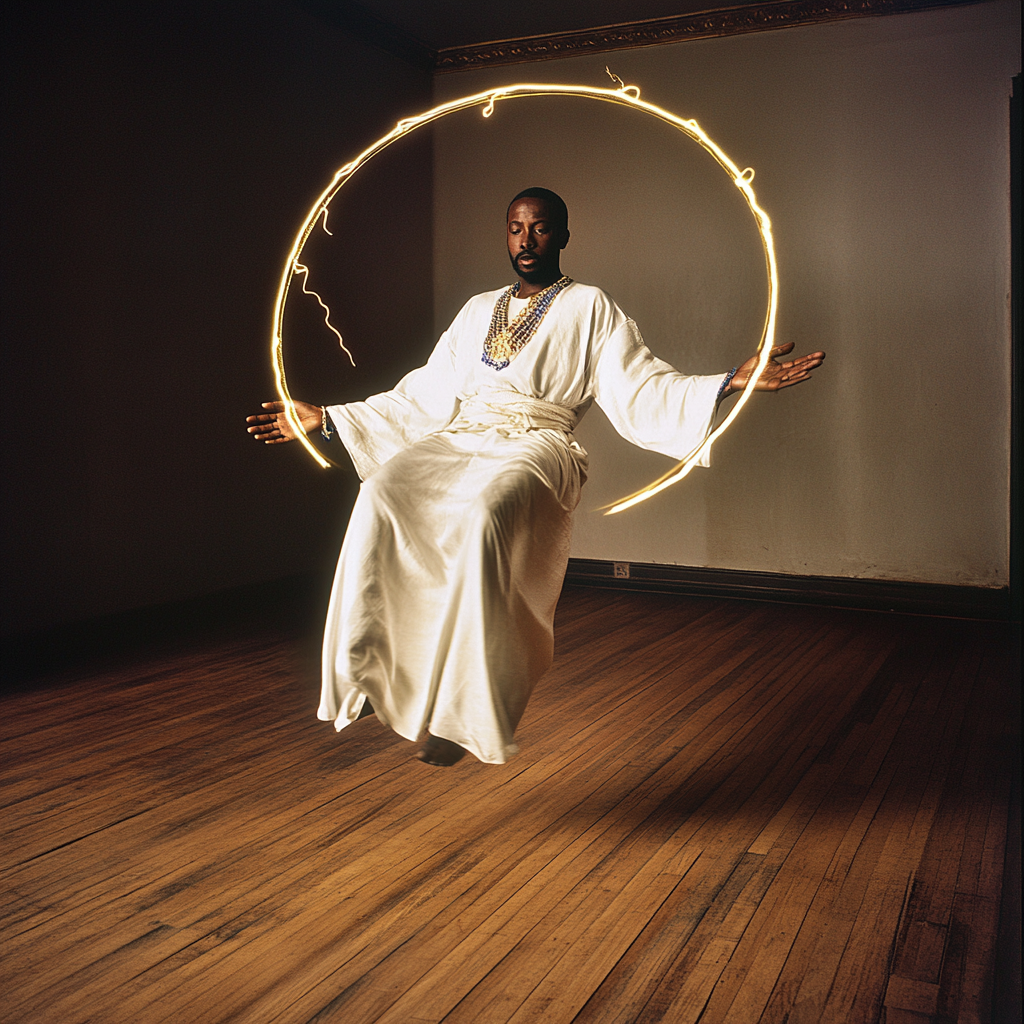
left=444, top=391, right=578, bottom=436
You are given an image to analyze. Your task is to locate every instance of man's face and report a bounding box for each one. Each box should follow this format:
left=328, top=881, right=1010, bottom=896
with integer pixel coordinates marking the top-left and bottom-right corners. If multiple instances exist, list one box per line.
left=507, top=198, right=569, bottom=283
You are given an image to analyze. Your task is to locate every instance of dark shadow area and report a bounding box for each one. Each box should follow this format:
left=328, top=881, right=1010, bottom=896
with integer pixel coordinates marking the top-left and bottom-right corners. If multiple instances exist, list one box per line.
left=1, top=0, right=432, bottom=642
left=0, top=570, right=332, bottom=695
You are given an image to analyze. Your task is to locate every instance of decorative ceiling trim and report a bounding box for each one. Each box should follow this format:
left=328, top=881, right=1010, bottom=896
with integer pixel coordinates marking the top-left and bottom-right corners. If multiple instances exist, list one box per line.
left=434, top=0, right=987, bottom=73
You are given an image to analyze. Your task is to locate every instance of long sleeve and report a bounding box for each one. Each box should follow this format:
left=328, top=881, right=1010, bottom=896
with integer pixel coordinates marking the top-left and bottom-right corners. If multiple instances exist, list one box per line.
left=326, top=327, right=461, bottom=480
left=591, top=319, right=725, bottom=467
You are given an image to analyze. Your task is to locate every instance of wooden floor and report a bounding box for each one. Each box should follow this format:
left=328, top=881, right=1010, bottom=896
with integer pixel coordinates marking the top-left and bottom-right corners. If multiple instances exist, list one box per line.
left=1, top=587, right=1017, bottom=1024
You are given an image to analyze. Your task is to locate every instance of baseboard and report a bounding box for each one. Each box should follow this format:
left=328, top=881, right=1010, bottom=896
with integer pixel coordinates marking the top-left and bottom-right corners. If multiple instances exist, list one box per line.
left=2, top=561, right=1010, bottom=692
left=564, top=558, right=1011, bottom=620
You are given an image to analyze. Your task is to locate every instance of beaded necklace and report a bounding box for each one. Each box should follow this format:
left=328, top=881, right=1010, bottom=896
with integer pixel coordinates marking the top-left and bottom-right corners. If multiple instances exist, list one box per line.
left=481, top=276, right=572, bottom=370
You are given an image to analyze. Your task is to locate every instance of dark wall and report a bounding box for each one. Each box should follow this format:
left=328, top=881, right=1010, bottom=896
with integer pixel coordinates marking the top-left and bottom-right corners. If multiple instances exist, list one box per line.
left=1, top=1, right=435, bottom=638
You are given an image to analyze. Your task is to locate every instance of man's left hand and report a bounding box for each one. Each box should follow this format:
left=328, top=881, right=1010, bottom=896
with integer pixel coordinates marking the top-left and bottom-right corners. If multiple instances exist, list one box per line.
left=728, top=343, right=826, bottom=393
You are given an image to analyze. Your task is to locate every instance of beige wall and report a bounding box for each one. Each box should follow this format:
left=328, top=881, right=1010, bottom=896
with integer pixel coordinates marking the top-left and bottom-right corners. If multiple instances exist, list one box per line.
left=433, top=1, right=1020, bottom=586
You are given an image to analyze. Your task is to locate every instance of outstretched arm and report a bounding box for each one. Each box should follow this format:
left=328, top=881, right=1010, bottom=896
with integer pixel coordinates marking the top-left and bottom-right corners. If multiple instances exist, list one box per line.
left=246, top=401, right=322, bottom=443
left=725, top=342, right=825, bottom=396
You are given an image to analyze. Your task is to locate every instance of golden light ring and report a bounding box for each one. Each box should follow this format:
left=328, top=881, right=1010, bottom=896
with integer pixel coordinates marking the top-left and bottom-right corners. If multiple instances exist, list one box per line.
left=271, top=81, right=778, bottom=515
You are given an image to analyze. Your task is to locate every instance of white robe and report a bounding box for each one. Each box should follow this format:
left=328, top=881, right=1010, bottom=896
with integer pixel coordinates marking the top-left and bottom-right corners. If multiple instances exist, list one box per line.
left=319, top=282, right=724, bottom=764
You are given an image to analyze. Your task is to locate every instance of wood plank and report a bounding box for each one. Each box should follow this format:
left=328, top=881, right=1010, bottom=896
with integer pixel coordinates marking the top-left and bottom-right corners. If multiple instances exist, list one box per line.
left=0, top=591, right=1014, bottom=1024
left=817, top=639, right=985, bottom=1024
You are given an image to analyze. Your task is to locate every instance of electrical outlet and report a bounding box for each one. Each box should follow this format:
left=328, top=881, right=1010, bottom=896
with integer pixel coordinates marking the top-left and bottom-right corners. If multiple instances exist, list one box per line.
left=613, top=562, right=630, bottom=579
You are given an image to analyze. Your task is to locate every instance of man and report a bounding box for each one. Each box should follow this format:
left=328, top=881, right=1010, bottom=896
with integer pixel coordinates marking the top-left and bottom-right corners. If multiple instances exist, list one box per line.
left=247, top=188, right=824, bottom=767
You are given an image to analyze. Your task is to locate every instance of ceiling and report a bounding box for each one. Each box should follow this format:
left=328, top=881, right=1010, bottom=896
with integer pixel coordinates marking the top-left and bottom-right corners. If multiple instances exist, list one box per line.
left=350, top=0, right=754, bottom=52
left=299, top=0, right=966, bottom=71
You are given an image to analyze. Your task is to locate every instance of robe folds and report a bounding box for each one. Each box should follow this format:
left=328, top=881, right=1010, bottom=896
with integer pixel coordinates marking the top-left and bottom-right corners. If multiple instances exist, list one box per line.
left=319, top=282, right=724, bottom=764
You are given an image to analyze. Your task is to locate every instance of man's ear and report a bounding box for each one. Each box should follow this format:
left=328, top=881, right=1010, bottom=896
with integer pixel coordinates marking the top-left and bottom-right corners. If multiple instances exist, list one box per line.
left=560, top=228, right=570, bottom=250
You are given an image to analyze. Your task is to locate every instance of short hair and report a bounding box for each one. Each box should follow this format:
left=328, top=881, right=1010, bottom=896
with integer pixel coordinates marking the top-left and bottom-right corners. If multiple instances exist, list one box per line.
left=507, top=187, right=568, bottom=230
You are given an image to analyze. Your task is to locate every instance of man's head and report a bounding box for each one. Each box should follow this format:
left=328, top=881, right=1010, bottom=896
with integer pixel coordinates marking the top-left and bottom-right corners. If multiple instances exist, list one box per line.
left=506, top=187, right=570, bottom=290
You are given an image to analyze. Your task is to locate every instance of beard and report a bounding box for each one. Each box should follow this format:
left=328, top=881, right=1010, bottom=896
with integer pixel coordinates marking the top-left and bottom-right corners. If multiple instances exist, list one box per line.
left=509, top=251, right=558, bottom=284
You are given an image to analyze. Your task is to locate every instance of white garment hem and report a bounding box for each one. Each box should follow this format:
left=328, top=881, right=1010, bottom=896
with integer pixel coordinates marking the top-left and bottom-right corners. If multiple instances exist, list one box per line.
left=316, top=698, right=517, bottom=765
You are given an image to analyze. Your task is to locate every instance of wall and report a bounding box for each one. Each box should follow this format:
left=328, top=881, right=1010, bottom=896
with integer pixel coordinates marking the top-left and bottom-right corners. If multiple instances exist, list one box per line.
left=1, top=0, right=435, bottom=638
left=433, top=1, right=1020, bottom=587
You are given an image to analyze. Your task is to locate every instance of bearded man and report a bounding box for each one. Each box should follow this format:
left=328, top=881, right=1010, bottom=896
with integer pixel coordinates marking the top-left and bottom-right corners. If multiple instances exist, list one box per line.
left=247, top=187, right=824, bottom=766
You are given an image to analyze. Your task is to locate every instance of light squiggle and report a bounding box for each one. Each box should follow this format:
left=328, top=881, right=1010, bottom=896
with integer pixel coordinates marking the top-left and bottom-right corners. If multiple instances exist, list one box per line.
left=293, top=261, right=355, bottom=366
left=272, top=76, right=778, bottom=509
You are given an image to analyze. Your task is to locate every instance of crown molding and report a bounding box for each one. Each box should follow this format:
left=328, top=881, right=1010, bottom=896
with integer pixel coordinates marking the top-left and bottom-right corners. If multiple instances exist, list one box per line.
left=434, top=0, right=987, bottom=73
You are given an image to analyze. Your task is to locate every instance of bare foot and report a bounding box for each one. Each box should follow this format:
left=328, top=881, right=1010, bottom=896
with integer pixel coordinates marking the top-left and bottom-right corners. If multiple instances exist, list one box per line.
left=416, top=734, right=467, bottom=767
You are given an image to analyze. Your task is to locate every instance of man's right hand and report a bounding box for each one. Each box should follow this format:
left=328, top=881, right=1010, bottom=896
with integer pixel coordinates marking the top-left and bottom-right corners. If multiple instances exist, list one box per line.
left=246, top=401, right=321, bottom=444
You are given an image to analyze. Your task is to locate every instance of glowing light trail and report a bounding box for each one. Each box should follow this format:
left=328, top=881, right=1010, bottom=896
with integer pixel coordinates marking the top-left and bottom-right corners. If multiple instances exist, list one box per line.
left=293, top=261, right=355, bottom=366
left=272, top=76, right=778, bottom=509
